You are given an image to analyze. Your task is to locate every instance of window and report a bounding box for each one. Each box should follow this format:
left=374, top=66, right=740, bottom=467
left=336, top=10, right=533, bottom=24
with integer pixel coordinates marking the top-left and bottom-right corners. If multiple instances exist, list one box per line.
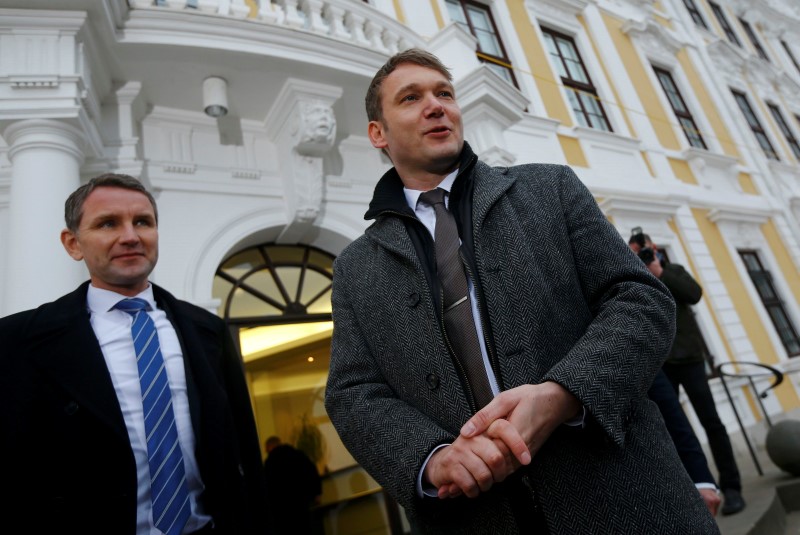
left=541, top=28, right=612, bottom=131
left=709, top=2, right=741, bottom=47
left=445, top=0, right=516, bottom=85
left=739, top=18, right=770, bottom=62
left=767, top=103, right=800, bottom=160
left=731, top=90, right=779, bottom=160
left=782, top=40, right=800, bottom=74
left=653, top=67, right=707, bottom=149
left=682, top=0, right=708, bottom=29
left=739, top=251, right=800, bottom=356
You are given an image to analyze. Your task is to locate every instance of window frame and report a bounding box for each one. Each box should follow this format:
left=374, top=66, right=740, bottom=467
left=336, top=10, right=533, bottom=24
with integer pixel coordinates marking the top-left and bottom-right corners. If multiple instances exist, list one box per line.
left=739, top=250, right=800, bottom=357
left=781, top=40, right=800, bottom=74
left=767, top=103, right=800, bottom=160
left=738, top=18, right=770, bottom=62
left=682, top=0, right=709, bottom=29
left=653, top=66, right=707, bottom=149
left=731, top=90, right=780, bottom=161
left=540, top=26, right=613, bottom=132
left=444, top=0, right=518, bottom=87
left=708, top=2, right=741, bottom=47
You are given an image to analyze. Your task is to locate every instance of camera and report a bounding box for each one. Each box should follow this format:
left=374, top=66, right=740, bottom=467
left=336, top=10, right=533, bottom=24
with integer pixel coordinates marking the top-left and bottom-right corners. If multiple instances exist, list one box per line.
left=630, top=227, right=656, bottom=265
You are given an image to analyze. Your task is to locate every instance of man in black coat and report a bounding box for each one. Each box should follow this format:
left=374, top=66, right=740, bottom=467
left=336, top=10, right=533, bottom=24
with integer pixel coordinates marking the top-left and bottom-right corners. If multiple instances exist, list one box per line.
left=0, top=173, right=266, bottom=534
left=631, top=231, right=745, bottom=515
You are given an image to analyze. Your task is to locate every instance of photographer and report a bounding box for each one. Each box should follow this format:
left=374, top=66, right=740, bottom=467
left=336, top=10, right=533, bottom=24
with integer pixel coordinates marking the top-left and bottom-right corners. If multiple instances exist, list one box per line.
left=629, top=230, right=745, bottom=516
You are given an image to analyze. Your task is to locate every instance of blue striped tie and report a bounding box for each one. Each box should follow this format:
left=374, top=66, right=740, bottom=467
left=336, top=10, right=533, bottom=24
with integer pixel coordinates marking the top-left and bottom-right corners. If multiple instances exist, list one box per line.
left=115, top=298, right=190, bottom=535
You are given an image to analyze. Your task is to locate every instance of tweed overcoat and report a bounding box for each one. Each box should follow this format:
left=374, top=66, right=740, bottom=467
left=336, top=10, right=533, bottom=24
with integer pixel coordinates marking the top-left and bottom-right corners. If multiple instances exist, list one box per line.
left=325, top=153, right=719, bottom=534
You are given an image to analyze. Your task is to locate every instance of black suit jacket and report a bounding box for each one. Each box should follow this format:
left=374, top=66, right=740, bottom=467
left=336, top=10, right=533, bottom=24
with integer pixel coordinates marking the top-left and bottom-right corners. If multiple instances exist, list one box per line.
left=0, top=282, right=266, bottom=535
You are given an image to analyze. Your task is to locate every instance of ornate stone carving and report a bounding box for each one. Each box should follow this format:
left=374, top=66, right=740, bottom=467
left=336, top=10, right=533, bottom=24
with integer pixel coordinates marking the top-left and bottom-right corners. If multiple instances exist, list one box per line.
left=296, top=101, right=337, bottom=156
left=264, top=79, right=343, bottom=241
left=622, top=18, right=685, bottom=67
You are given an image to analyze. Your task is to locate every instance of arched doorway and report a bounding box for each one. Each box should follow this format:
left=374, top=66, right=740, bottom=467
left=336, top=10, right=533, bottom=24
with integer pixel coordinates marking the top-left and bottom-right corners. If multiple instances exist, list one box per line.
left=213, top=243, right=402, bottom=534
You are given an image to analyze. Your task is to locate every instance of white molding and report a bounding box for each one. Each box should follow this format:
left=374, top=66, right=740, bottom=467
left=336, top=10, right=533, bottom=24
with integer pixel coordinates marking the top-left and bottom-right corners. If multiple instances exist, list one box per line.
left=622, top=18, right=687, bottom=67
left=707, top=207, right=772, bottom=225
left=598, top=195, right=683, bottom=219
left=263, top=78, right=343, bottom=140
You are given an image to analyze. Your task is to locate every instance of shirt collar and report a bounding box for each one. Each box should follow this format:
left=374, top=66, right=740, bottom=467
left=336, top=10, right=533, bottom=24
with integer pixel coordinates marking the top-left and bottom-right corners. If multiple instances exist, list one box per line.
left=403, top=168, right=460, bottom=211
left=87, top=283, right=156, bottom=314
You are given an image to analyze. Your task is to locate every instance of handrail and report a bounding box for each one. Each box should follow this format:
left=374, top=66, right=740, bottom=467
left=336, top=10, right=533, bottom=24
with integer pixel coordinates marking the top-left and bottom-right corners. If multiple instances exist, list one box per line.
left=714, top=361, right=784, bottom=476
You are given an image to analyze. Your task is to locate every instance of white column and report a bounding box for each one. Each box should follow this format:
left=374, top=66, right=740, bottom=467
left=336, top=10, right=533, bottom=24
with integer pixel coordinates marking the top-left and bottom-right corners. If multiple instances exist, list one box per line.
left=4, top=119, right=86, bottom=315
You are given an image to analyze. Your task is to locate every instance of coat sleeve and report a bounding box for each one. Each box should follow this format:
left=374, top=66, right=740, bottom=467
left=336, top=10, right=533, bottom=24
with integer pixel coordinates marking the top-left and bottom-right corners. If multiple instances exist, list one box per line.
left=324, top=256, right=454, bottom=514
left=541, top=166, right=676, bottom=447
left=216, top=318, right=270, bottom=534
left=660, top=263, right=703, bottom=305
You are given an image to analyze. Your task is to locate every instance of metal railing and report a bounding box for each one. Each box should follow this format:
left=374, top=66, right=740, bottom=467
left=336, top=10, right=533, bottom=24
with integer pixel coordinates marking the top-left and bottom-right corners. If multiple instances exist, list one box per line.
left=715, top=361, right=784, bottom=475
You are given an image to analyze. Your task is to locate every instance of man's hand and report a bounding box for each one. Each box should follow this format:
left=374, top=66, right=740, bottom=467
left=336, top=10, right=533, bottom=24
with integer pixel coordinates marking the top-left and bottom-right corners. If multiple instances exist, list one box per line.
left=460, top=382, right=581, bottom=460
left=423, top=432, right=525, bottom=499
left=699, top=488, right=721, bottom=516
left=646, top=257, right=663, bottom=278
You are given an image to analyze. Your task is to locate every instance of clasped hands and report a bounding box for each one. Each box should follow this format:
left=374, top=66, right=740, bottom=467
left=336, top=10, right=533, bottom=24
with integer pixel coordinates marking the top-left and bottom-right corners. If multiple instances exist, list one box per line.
left=423, top=381, right=580, bottom=499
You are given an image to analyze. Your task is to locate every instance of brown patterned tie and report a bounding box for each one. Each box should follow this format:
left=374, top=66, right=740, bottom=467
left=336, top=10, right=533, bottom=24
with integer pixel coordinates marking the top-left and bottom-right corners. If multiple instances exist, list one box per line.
left=419, top=188, right=494, bottom=409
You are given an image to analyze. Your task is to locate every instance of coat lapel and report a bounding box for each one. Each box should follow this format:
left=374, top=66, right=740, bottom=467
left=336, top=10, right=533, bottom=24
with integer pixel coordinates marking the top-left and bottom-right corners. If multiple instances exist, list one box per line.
left=30, top=283, right=129, bottom=443
left=472, top=162, right=516, bottom=233
left=365, top=216, right=424, bottom=271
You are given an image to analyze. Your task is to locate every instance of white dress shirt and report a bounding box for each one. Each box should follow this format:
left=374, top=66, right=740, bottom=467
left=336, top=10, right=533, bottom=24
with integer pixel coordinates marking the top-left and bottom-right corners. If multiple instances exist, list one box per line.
left=87, top=284, right=212, bottom=534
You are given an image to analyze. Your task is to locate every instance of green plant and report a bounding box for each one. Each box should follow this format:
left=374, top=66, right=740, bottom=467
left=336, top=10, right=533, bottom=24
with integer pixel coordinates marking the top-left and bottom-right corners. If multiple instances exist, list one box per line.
left=293, top=413, right=327, bottom=470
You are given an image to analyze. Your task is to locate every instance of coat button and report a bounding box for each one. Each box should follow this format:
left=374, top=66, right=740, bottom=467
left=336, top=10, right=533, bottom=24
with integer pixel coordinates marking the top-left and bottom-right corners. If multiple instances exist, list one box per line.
left=64, top=401, right=79, bottom=415
left=426, top=373, right=440, bottom=390
left=406, top=292, right=420, bottom=307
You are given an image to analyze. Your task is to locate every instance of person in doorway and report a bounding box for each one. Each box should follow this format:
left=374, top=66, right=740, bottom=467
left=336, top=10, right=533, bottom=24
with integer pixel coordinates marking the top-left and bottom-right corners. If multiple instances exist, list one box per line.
left=630, top=230, right=745, bottom=515
left=0, top=173, right=266, bottom=534
left=325, top=48, right=718, bottom=533
left=263, top=436, right=323, bottom=534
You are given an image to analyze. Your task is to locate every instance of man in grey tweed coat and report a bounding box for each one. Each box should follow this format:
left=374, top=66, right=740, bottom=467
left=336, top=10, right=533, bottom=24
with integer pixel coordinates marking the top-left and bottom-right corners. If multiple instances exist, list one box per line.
left=325, top=49, right=719, bottom=534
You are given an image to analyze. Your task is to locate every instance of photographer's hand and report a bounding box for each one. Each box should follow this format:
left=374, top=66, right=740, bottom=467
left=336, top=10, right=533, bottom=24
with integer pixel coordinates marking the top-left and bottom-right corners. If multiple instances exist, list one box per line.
left=646, top=257, right=663, bottom=278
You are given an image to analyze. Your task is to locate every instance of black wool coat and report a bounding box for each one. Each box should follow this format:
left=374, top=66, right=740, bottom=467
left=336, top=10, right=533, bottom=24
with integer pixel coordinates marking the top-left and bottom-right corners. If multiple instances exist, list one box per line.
left=0, top=282, right=267, bottom=535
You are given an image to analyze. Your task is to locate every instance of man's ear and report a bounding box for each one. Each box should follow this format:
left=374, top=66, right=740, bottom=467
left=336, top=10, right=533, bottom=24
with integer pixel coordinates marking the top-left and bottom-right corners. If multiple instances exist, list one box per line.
left=368, top=120, right=388, bottom=150
left=61, top=229, right=84, bottom=261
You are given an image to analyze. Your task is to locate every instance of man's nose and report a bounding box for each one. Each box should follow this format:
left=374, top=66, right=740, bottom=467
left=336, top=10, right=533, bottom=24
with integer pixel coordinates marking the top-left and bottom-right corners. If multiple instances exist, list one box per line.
left=119, top=222, right=140, bottom=243
left=423, top=94, right=445, bottom=117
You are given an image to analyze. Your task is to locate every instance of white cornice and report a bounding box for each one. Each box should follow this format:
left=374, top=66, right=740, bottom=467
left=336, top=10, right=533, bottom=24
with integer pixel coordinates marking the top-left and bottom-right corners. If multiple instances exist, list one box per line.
left=428, top=22, right=478, bottom=53
left=0, top=9, right=87, bottom=30
left=458, top=66, right=529, bottom=126
left=526, top=0, right=590, bottom=33
left=598, top=195, right=683, bottom=219
left=707, top=207, right=772, bottom=225
left=622, top=18, right=687, bottom=65
left=707, top=39, right=748, bottom=87
left=682, top=148, right=740, bottom=171
left=572, top=125, right=642, bottom=151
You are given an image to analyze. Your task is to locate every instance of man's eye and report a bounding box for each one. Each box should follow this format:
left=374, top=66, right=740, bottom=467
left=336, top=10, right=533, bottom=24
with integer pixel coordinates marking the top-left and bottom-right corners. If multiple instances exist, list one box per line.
left=99, top=221, right=115, bottom=228
left=401, top=94, right=418, bottom=102
left=438, top=91, right=453, bottom=98
left=135, top=219, right=153, bottom=227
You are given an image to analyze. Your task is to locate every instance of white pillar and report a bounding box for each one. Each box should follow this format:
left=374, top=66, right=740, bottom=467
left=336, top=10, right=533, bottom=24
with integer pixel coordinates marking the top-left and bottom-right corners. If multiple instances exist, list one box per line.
left=4, top=119, right=87, bottom=315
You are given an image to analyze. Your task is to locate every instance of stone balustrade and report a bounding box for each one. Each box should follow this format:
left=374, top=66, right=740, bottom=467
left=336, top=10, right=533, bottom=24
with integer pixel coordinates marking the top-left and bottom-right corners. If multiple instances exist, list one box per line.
left=128, top=0, right=424, bottom=54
